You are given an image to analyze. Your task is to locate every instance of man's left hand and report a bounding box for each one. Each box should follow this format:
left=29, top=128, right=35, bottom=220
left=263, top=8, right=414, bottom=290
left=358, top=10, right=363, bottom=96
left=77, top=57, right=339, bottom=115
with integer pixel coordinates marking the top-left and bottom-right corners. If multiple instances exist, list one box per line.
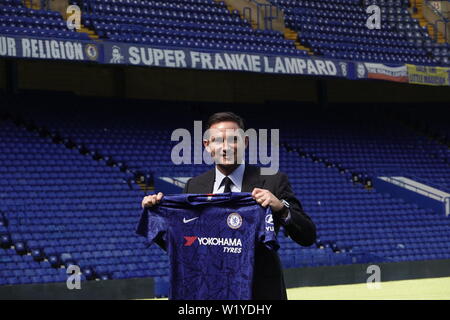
left=251, top=188, right=284, bottom=214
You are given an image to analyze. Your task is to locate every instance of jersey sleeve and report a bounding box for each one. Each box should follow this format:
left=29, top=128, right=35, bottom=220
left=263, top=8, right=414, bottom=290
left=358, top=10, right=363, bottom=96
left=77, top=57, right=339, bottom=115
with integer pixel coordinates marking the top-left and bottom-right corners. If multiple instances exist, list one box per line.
left=136, top=208, right=167, bottom=245
left=257, top=206, right=280, bottom=251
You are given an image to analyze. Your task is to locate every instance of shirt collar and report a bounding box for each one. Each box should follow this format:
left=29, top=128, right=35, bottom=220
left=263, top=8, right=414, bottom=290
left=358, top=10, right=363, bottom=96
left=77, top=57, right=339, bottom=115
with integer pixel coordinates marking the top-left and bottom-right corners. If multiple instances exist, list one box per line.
left=214, top=163, right=245, bottom=191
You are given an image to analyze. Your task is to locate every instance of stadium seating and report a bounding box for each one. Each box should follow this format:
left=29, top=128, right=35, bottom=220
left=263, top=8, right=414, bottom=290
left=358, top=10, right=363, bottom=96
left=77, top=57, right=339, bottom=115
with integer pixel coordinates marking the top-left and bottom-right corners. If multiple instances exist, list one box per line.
left=269, top=0, right=450, bottom=66
left=0, top=0, right=90, bottom=40
left=395, top=106, right=450, bottom=164
left=0, top=247, right=75, bottom=285
left=0, top=0, right=448, bottom=300
left=2, top=96, right=449, bottom=290
left=1, top=97, right=450, bottom=298
left=1, top=0, right=447, bottom=65
left=76, top=0, right=307, bottom=56
left=3, top=99, right=211, bottom=177
left=280, top=110, right=450, bottom=192
left=0, top=117, right=169, bottom=286
left=0, top=0, right=308, bottom=56
left=277, top=148, right=450, bottom=266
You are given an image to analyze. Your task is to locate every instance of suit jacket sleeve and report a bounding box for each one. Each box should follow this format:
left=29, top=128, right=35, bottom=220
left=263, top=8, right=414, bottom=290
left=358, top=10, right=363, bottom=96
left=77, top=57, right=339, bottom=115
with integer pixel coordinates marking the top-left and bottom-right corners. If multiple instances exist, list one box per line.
left=275, top=173, right=316, bottom=247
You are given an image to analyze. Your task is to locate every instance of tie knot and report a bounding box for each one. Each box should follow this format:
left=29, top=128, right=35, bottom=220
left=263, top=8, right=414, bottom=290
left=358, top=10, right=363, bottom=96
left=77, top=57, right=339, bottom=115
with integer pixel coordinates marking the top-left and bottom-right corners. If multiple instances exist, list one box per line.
left=222, top=176, right=233, bottom=193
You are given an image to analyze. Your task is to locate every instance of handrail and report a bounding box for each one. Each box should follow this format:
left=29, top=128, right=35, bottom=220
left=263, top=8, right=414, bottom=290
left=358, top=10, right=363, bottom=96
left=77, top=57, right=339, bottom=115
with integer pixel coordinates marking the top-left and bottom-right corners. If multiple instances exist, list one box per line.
left=373, top=165, right=449, bottom=195
left=164, top=177, right=186, bottom=188
left=245, top=0, right=283, bottom=30
left=423, top=0, right=449, bottom=42
left=380, top=176, right=447, bottom=201
left=148, top=176, right=186, bottom=195
left=409, top=0, right=449, bottom=43
left=423, top=20, right=439, bottom=41
left=381, top=173, right=448, bottom=195
left=444, top=196, right=450, bottom=215
left=436, top=18, right=449, bottom=39
left=243, top=6, right=252, bottom=26
left=424, top=0, right=450, bottom=22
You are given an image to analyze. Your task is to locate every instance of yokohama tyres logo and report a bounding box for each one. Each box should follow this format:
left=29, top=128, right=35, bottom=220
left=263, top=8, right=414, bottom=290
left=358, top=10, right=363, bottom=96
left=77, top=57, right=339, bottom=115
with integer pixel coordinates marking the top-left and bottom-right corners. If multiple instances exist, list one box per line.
left=183, top=236, right=242, bottom=247
left=183, top=236, right=242, bottom=254
left=184, top=236, right=198, bottom=246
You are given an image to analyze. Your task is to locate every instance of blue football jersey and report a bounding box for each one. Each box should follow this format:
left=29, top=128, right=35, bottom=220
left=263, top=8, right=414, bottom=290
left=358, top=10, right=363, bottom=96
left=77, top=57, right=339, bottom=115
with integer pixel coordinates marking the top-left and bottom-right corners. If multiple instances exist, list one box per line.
left=136, top=192, right=279, bottom=300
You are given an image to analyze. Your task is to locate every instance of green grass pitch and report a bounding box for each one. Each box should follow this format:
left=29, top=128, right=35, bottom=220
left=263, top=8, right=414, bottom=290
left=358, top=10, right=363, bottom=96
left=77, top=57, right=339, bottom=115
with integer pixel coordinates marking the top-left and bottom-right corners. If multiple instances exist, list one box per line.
left=147, top=277, right=450, bottom=300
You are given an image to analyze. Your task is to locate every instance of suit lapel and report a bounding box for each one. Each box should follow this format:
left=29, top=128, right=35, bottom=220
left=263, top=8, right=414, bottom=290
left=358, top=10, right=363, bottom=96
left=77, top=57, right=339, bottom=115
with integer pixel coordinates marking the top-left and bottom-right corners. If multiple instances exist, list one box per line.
left=241, top=165, right=264, bottom=192
left=196, top=168, right=216, bottom=194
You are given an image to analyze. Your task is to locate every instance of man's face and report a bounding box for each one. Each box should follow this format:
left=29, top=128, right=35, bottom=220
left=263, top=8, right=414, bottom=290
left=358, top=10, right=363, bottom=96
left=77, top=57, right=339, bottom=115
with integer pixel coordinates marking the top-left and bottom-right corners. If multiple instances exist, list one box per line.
left=203, top=121, right=247, bottom=166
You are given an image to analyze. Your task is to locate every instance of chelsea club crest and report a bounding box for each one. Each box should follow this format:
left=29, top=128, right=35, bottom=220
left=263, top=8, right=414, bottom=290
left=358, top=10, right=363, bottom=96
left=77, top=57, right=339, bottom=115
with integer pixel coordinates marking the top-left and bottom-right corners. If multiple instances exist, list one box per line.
left=227, top=212, right=242, bottom=229
left=84, top=44, right=98, bottom=61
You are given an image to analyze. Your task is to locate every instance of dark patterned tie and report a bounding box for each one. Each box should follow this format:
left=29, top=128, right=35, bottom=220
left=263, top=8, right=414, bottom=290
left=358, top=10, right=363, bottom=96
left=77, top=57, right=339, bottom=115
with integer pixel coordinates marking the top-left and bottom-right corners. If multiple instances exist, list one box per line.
left=222, top=176, right=233, bottom=193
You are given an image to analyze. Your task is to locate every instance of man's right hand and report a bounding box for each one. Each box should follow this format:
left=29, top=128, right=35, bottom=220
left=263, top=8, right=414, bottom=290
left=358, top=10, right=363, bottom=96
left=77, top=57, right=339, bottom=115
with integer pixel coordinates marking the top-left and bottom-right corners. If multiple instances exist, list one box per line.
left=142, top=192, right=164, bottom=208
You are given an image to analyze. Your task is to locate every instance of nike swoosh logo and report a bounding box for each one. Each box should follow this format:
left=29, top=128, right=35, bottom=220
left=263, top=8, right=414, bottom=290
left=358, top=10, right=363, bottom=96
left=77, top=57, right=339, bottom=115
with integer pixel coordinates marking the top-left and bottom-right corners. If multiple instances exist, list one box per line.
left=183, top=217, right=199, bottom=224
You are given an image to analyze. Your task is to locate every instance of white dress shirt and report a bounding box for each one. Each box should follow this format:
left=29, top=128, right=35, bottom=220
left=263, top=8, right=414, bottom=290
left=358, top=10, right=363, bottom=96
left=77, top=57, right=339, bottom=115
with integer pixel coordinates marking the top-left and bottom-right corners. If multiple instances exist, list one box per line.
left=212, top=163, right=291, bottom=224
left=213, top=163, right=245, bottom=193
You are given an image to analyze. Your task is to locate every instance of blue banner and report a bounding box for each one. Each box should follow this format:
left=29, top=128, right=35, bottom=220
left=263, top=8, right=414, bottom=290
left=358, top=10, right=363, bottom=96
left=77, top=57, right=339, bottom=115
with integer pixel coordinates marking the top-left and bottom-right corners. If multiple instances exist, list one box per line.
left=2, top=33, right=447, bottom=86
left=0, top=34, right=101, bottom=62
left=103, top=41, right=351, bottom=78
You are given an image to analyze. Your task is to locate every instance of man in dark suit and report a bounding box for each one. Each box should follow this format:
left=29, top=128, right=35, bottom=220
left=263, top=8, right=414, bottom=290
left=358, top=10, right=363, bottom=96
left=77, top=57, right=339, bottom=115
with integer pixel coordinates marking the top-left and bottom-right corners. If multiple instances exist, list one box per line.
left=142, top=112, right=316, bottom=300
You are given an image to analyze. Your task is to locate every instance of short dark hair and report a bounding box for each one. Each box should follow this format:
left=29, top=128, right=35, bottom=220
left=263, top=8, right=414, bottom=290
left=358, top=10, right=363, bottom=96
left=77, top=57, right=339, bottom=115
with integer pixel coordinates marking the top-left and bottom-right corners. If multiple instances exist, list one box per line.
left=206, top=112, right=245, bottom=130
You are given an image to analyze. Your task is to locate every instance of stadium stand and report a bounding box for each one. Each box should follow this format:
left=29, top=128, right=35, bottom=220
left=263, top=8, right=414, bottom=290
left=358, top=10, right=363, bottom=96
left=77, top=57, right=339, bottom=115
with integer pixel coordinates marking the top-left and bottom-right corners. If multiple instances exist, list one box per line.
left=0, top=0, right=90, bottom=39
left=268, top=0, right=450, bottom=66
left=1, top=95, right=449, bottom=297
left=0, top=0, right=448, bottom=65
left=0, top=247, right=74, bottom=285
left=394, top=105, right=450, bottom=163
left=77, top=0, right=309, bottom=56
left=281, top=111, right=450, bottom=192
left=0, top=114, right=170, bottom=289
left=0, top=97, right=216, bottom=180
left=0, top=0, right=449, bottom=298
left=0, top=0, right=308, bottom=56
left=278, top=148, right=450, bottom=266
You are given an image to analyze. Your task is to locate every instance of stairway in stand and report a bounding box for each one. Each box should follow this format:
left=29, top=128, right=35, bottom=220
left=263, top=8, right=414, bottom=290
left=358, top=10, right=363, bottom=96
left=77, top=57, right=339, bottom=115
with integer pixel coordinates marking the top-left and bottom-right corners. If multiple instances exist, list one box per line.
left=24, top=0, right=40, bottom=10
left=411, top=0, right=445, bottom=44
left=284, top=28, right=314, bottom=55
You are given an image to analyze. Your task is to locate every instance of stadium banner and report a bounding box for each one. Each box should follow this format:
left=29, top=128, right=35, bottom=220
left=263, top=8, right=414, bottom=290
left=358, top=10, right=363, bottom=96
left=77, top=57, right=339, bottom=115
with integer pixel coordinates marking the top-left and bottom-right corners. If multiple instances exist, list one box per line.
left=0, top=34, right=101, bottom=62
left=406, top=64, right=450, bottom=86
left=354, top=62, right=408, bottom=82
left=103, top=42, right=350, bottom=78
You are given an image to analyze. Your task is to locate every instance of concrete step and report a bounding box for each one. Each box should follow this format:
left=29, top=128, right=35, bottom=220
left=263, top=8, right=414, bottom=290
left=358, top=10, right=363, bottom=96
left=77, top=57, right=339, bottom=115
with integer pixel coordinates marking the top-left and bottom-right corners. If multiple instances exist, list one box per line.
left=284, top=27, right=314, bottom=55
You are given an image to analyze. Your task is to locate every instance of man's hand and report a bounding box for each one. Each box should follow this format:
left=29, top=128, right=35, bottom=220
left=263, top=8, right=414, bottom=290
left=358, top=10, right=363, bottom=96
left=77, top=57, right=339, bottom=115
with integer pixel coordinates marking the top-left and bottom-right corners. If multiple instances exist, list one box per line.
left=251, top=188, right=284, bottom=212
left=141, top=192, right=164, bottom=209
